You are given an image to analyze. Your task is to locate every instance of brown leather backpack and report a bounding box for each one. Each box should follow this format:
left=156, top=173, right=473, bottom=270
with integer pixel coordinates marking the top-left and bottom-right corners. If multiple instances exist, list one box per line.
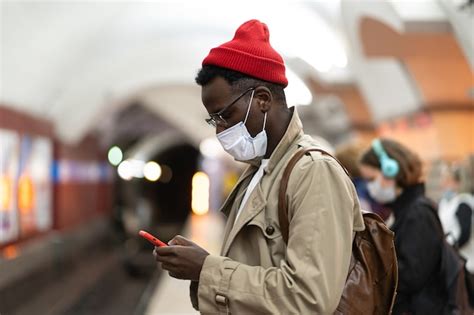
left=278, top=147, right=398, bottom=315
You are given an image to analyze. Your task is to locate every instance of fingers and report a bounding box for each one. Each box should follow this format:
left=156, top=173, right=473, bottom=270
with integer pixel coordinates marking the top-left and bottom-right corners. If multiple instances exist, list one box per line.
left=153, top=245, right=179, bottom=279
left=154, top=251, right=175, bottom=263
left=154, top=246, right=188, bottom=264
left=161, top=262, right=177, bottom=272
left=168, top=238, right=178, bottom=246
left=161, top=261, right=184, bottom=279
left=169, top=235, right=193, bottom=246
left=154, top=248, right=173, bottom=266
left=154, top=245, right=177, bottom=256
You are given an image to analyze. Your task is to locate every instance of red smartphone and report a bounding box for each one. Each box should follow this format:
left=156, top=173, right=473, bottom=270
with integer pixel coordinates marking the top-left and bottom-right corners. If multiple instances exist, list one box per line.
left=139, top=230, right=168, bottom=247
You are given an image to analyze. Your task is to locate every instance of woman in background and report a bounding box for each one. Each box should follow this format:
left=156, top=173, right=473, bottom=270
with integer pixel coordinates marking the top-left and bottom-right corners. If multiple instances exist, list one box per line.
left=335, top=143, right=390, bottom=220
left=359, top=138, right=447, bottom=314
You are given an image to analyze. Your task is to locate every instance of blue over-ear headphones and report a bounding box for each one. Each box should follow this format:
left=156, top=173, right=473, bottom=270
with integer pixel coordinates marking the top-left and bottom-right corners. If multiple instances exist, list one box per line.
left=372, top=139, right=399, bottom=178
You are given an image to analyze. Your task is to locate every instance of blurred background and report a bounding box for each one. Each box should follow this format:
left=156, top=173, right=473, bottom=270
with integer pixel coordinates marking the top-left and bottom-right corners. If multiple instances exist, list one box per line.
left=0, top=0, right=473, bottom=314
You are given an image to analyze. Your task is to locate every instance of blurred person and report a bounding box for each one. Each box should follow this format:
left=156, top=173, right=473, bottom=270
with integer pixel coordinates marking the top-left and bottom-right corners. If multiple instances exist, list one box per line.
left=153, top=19, right=365, bottom=314
left=310, top=134, right=335, bottom=154
left=360, top=138, right=451, bottom=314
left=439, top=164, right=474, bottom=273
left=466, top=154, right=474, bottom=195
left=335, top=142, right=391, bottom=220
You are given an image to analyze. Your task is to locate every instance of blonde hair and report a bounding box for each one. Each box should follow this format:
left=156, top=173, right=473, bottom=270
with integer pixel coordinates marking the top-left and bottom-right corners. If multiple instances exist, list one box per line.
left=335, top=143, right=364, bottom=178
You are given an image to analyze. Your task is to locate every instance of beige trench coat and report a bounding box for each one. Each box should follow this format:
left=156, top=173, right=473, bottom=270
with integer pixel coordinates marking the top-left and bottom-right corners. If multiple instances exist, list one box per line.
left=191, top=108, right=365, bottom=314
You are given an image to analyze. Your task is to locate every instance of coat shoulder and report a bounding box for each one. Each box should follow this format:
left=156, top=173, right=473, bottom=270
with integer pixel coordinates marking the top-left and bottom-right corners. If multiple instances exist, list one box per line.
left=293, top=149, right=349, bottom=179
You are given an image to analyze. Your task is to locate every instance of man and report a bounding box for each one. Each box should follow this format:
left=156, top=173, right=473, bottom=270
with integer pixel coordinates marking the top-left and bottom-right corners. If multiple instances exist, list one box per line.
left=154, top=19, right=364, bottom=314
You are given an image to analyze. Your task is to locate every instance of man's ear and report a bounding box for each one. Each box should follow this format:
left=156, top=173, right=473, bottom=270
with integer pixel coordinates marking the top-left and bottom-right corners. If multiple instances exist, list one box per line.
left=254, top=86, right=272, bottom=113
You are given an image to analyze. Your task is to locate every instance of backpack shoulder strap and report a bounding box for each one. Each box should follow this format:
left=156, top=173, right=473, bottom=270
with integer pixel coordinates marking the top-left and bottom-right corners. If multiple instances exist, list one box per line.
left=278, top=147, right=349, bottom=244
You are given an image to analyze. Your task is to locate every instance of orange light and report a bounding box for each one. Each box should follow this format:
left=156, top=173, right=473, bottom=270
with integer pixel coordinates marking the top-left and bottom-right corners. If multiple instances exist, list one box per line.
left=191, top=172, right=210, bottom=216
left=3, top=245, right=19, bottom=260
left=0, top=175, right=12, bottom=211
left=18, top=175, right=35, bottom=213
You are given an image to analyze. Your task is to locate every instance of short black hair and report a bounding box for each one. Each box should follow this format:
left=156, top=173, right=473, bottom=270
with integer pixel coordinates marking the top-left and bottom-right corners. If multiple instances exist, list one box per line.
left=195, top=65, right=286, bottom=104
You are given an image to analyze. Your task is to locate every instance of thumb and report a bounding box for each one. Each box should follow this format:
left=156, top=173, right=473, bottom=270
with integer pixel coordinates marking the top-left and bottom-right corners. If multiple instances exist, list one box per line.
left=168, top=235, right=192, bottom=246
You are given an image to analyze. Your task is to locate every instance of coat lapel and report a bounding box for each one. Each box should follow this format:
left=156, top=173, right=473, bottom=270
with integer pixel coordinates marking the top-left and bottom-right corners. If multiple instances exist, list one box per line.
left=222, top=183, right=267, bottom=256
left=218, top=166, right=256, bottom=216
left=218, top=166, right=256, bottom=253
left=220, top=185, right=248, bottom=255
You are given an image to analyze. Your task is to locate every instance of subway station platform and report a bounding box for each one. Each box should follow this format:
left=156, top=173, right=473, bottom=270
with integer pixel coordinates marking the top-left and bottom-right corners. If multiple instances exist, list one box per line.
left=0, top=212, right=225, bottom=315
left=2, top=1, right=474, bottom=314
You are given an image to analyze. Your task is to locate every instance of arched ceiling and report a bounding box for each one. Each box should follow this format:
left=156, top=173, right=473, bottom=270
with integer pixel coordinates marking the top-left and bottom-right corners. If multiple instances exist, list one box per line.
left=1, top=0, right=470, bottom=145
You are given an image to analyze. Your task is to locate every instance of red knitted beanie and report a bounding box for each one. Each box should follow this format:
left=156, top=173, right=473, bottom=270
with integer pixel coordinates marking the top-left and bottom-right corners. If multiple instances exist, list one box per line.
left=202, top=19, right=288, bottom=87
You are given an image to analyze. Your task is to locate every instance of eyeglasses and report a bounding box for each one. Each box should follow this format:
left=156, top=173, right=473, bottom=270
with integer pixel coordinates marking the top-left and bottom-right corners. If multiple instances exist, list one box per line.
left=205, top=87, right=255, bottom=128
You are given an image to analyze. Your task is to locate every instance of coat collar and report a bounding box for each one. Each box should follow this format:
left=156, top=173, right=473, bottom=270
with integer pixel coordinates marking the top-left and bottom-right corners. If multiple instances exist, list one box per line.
left=388, top=183, right=425, bottom=219
left=221, top=184, right=267, bottom=256
left=266, top=107, right=304, bottom=174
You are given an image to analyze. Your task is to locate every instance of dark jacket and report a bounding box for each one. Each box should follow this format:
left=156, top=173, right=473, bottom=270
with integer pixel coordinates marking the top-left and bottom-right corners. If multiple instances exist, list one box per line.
left=390, top=183, right=448, bottom=314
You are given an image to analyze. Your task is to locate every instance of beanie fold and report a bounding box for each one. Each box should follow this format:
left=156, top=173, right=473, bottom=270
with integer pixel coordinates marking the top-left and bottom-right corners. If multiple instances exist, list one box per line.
left=203, top=47, right=287, bottom=87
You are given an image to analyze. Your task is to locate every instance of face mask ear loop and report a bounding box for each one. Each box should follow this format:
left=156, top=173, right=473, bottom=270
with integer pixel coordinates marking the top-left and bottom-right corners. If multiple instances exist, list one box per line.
left=243, top=90, right=255, bottom=124
left=262, top=112, right=267, bottom=132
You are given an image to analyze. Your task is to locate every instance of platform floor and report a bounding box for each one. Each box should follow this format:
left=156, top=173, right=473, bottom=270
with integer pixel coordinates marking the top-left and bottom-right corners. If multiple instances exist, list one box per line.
left=144, top=212, right=226, bottom=315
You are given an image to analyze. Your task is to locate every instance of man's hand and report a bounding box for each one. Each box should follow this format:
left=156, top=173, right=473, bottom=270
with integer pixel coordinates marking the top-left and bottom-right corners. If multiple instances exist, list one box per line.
left=153, top=235, right=209, bottom=281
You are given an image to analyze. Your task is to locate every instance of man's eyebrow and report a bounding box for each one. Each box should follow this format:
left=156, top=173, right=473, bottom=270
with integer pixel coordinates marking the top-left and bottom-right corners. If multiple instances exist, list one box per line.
left=202, top=95, right=221, bottom=113
left=208, top=96, right=231, bottom=115
left=208, top=103, right=224, bottom=115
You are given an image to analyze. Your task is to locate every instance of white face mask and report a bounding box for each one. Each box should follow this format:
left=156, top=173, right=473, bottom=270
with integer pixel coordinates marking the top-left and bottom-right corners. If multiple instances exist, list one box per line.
left=216, top=90, right=268, bottom=161
left=367, top=176, right=397, bottom=204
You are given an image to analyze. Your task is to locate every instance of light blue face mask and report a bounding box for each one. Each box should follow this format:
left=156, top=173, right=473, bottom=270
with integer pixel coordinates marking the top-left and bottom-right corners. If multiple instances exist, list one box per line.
left=442, top=190, right=456, bottom=200
left=216, top=90, right=268, bottom=161
left=367, top=176, right=397, bottom=204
